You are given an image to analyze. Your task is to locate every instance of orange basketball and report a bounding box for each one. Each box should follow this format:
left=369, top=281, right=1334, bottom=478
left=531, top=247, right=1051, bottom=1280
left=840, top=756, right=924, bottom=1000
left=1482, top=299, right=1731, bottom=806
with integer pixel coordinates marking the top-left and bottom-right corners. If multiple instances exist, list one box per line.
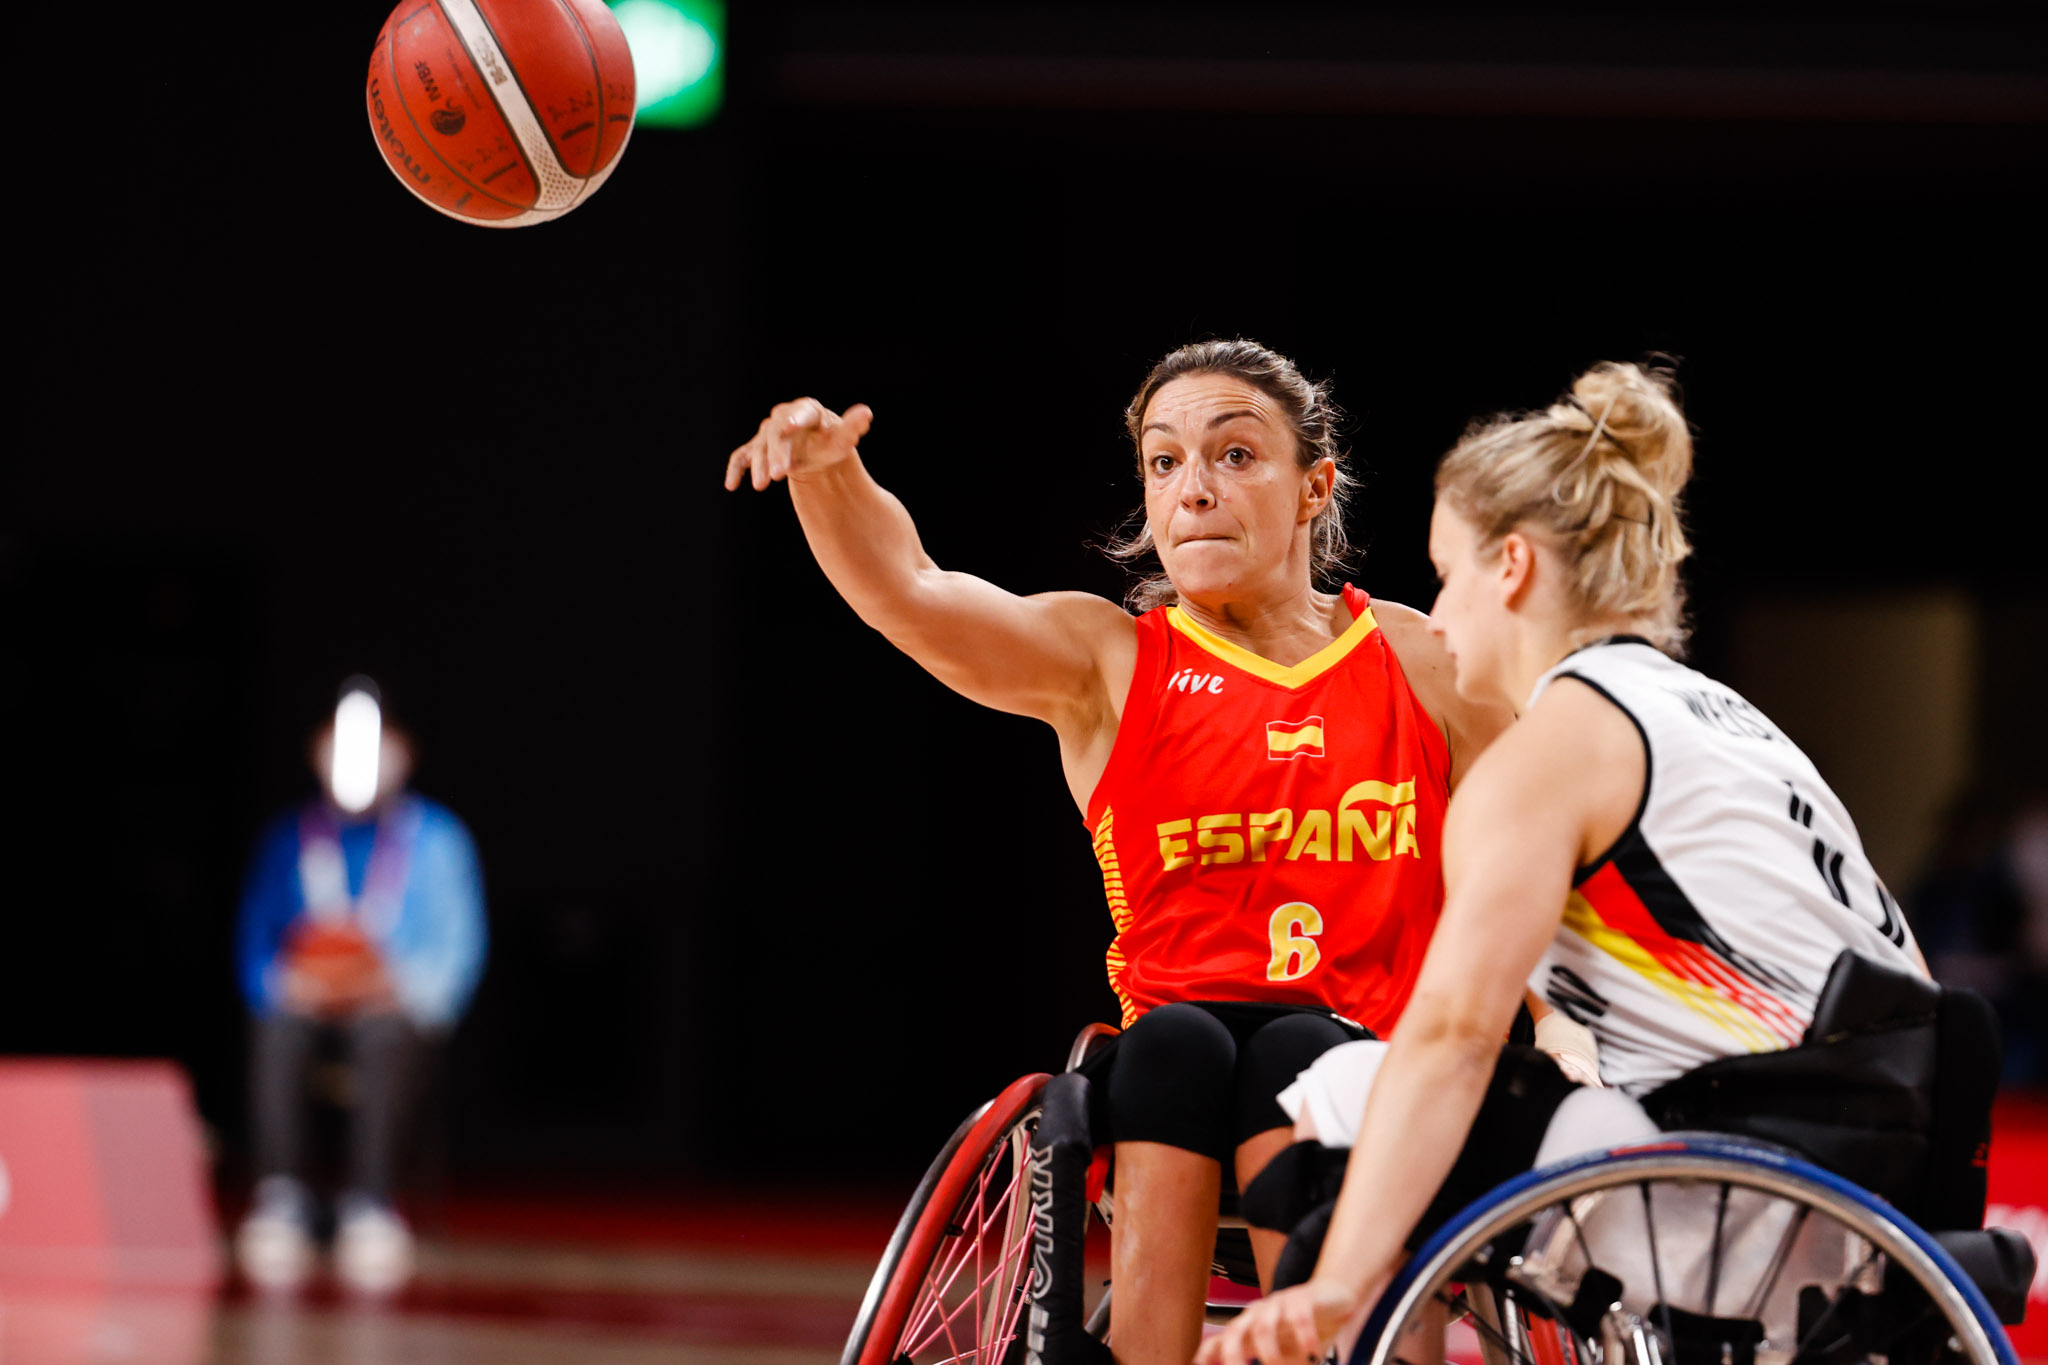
left=366, top=0, right=636, bottom=226
left=284, top=922, right=387, bottom=1005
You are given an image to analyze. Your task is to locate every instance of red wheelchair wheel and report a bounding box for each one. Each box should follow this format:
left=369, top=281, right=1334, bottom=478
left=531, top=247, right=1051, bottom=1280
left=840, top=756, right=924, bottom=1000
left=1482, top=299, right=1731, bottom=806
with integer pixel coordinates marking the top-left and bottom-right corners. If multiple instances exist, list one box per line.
left=842, top=1073, right=1050, bottom=1365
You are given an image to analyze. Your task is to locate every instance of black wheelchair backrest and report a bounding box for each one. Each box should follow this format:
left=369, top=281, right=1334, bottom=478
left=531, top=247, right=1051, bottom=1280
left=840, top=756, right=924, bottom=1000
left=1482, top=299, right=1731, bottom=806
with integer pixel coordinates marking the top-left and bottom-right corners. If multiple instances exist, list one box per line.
left=1803, top=948, right=1938, bottom=1043
left=1927, top=986, right=2001, bottom=1233
left=1802, top=949, right=2001, bottom=1230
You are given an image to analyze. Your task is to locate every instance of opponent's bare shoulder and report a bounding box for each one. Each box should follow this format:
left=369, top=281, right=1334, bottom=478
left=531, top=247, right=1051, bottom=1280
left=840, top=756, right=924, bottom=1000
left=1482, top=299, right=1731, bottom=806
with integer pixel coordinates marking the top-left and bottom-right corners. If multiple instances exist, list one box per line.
left=1462, top=676, right=1641, bottom=868
left=1372, top=599, right=1515, bottom=789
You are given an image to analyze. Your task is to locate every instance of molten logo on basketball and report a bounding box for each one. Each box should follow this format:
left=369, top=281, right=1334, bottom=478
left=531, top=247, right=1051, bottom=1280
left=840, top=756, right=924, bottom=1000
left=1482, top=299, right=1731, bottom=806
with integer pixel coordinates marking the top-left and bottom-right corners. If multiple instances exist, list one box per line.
left=366, top=80, right=429, bottom=186
left=431, top=107, right=467, bottom=135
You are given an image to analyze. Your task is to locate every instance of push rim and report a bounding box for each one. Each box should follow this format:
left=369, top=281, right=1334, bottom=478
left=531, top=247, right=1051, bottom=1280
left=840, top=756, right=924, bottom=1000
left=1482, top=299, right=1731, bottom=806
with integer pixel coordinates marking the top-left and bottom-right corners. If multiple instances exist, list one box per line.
left=1354, top=1137, right=2015, bottom=1365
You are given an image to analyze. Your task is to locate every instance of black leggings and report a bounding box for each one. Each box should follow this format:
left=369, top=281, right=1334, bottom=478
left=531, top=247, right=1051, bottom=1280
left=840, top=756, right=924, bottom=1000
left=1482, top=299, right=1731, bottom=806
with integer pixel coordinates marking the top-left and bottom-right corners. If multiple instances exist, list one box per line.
left=1077, top=1001, right=1372, bottom=1165
left=250, top=1011, right=424, bottom=1202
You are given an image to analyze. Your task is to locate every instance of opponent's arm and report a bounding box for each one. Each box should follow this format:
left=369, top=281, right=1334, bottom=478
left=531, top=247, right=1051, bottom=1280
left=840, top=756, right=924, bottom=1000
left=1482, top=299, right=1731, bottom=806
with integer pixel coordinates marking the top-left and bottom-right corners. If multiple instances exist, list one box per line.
left=1197, top=681, right=1641, bottom=1365
left=725, top=399, right=1133, bottom=729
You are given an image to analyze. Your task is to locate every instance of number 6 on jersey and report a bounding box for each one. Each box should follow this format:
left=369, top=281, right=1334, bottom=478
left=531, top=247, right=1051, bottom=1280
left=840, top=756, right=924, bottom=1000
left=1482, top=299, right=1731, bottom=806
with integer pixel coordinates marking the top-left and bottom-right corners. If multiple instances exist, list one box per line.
left=1267, top=902, right=1324, bottom=982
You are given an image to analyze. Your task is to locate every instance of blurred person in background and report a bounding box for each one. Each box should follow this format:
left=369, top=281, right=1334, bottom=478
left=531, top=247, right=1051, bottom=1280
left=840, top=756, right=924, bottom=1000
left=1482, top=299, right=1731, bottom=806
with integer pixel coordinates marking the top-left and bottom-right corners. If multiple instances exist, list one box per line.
left=1915, top=793, right=2048, bottom=1084
left=232, top=679, right=487, bottom=1294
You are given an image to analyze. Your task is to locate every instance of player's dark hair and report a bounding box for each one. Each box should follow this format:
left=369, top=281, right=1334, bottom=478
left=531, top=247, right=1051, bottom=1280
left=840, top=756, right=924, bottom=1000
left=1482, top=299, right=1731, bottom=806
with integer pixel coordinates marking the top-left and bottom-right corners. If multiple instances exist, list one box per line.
left=1105, top=339, right=1355, bottom=612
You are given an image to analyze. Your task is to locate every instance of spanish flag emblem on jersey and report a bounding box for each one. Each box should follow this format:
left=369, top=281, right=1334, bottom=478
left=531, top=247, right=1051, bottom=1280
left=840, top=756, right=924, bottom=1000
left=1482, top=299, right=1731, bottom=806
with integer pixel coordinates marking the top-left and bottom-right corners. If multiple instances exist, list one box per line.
left=1266, top=715, right=1326, bottom=761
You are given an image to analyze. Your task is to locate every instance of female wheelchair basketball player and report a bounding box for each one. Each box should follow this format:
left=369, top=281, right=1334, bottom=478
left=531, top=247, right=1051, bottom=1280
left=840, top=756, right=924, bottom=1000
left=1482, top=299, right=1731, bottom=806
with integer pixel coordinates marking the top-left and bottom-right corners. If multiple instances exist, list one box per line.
left=725, top=340, right=1536, bottom=1365
left=1199, top=359, right=2014, bottom=1365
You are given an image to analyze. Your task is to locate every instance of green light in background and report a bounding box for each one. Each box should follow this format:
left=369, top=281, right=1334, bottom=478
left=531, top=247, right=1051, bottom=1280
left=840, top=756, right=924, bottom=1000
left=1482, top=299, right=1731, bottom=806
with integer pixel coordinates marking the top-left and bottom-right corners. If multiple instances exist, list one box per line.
left=609, top=0, right=723, bottom=128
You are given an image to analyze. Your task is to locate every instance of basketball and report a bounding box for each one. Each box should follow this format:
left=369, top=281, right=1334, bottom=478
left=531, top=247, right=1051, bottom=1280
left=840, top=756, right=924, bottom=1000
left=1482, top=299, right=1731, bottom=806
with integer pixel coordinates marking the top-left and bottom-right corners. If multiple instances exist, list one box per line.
left=281, top=920, right=388, bottom=1010
left=366, top=0, right=636, bottom=226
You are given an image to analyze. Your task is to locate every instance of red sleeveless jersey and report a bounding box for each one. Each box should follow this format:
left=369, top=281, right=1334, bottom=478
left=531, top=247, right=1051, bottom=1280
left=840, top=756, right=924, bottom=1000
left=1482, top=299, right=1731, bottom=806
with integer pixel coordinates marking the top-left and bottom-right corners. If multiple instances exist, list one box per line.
left=1084, top=587, right=1450, bottom=1035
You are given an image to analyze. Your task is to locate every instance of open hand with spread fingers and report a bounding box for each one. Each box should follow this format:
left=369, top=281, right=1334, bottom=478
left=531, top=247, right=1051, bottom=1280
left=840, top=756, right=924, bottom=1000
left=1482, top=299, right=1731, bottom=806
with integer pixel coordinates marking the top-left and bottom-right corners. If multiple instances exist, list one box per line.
left=1195, top=1275, right=1376, bottom=1365
left=724, top=398, right=875, bottom=491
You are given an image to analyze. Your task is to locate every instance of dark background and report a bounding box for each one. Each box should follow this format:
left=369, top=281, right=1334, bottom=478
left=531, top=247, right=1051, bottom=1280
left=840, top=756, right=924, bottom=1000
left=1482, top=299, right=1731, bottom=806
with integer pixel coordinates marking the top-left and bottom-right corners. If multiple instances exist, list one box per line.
left=7, top=2, right=2043, bottom=1192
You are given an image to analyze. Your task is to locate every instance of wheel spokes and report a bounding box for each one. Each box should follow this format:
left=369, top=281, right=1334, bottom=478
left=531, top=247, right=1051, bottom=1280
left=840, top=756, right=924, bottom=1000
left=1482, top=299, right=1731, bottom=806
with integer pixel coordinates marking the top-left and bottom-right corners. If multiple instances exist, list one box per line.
left=905, top=1197, right=1035, bottom=1361
left=899, top=1119, right=1040, bottom=1365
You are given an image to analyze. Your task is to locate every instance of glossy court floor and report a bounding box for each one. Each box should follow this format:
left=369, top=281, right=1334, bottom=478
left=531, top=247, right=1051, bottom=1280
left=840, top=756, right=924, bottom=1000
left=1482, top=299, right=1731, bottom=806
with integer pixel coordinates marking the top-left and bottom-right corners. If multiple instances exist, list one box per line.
left=0, top=1190, right=910, bottom=1365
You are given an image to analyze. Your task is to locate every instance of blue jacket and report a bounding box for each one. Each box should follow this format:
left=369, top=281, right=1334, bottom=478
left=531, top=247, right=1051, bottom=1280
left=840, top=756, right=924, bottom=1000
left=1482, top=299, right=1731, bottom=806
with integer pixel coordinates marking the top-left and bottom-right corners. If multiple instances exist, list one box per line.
left=236, top=795, right=487, bottom=1029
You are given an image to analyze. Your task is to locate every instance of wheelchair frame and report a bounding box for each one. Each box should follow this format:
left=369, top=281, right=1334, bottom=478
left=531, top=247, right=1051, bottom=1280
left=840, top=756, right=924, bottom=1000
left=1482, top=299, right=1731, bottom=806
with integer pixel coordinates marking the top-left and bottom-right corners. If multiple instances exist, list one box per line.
left=843, top=1030, right=2025, bottom=1365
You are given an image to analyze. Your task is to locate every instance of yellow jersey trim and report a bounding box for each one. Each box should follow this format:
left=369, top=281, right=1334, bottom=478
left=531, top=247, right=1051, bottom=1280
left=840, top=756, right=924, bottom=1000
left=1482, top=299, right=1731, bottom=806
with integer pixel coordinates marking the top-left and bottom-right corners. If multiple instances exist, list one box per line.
left=1165, top=604, right=1380, bottom=690
left=1094, top=806, right=1140, bottom=1028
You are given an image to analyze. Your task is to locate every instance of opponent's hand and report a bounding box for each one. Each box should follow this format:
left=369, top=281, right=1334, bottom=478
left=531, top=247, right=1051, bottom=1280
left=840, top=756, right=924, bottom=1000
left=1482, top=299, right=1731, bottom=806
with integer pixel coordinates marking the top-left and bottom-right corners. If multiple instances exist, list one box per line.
left=1195, top=1275, right=1371, bottom=1365
left=724, top=398, right=875, bottom=492
left=1544, top=1048, right=1602, bottom=1088
left=1533, top=1009, right=1604, bottom=1088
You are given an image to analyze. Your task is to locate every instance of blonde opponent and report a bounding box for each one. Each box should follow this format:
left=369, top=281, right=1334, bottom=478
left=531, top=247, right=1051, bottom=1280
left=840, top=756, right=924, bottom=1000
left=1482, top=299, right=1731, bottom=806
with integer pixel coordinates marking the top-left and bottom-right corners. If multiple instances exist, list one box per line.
left=1200, top=362, right=1929, bottom=1365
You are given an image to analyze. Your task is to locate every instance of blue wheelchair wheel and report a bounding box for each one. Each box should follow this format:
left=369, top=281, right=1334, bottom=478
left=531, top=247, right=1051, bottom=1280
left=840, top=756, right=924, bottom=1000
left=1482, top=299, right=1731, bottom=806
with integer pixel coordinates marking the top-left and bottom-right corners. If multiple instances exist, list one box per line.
left=1350, top=1136, right=2016, bottom=1365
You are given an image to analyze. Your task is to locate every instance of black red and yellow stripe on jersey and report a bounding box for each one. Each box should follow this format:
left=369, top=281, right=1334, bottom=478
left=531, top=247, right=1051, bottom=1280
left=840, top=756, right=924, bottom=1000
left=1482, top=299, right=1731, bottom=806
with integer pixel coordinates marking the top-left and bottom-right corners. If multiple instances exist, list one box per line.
left=1566, top=828, right=1810, bottom=1051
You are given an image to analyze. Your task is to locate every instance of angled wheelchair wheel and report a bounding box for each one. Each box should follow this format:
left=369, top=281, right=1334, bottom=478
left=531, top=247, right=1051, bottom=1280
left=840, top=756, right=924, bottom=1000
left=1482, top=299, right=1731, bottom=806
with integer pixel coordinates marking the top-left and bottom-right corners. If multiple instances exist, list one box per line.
left=843, top=1073, right=1050, bottom=1365
left=1351, top=1136, right=2017, bottom=1365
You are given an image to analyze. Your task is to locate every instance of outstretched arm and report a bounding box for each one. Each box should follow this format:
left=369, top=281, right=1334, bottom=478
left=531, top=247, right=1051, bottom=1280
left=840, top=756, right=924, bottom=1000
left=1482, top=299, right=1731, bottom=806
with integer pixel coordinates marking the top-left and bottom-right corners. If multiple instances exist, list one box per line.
left=726, top=399, right=1134, bottom=736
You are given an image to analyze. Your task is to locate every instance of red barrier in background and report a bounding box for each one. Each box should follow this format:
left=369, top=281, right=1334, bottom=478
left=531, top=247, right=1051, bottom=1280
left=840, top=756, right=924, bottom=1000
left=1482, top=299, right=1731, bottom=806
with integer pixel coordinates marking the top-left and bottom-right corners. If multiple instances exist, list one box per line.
left=1991, top=1092, right=2048, bottom=1360
left=0, top=1060, right=221, bottom=1291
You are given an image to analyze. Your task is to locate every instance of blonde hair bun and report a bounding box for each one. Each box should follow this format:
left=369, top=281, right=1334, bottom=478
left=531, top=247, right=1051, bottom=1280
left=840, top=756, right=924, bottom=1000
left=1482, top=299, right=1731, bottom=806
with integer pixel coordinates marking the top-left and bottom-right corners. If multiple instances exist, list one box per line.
left=1437, top=358, right=1696, bottom=653
left=1555, top=360, right=1692, bottom=503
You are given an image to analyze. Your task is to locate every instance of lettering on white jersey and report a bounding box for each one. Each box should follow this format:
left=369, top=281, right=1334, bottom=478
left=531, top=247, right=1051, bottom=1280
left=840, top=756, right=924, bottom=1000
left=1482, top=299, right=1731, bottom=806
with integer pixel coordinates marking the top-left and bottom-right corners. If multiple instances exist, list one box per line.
left=1663, top=685, right=1785, bottom=743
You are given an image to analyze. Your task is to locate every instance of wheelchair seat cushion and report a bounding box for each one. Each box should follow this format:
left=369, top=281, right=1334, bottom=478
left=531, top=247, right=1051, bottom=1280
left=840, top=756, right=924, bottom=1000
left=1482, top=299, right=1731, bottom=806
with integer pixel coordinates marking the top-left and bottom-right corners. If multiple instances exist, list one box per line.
left=1638, top=1020, right=1937, bottom=1210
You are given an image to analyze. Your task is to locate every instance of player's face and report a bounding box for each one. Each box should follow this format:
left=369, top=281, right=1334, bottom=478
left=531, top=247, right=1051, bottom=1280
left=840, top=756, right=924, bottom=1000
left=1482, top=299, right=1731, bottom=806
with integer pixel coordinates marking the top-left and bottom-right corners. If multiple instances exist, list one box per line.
left=1426, top=499, right=1512, bottom=704
left=1140, top=375, right=1328, bottom=607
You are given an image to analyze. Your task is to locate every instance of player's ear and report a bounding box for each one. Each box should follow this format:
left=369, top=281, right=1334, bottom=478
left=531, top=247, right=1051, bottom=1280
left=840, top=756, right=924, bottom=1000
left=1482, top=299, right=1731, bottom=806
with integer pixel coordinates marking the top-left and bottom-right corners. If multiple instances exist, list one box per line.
left=1299, top=458, right=1336, bottom=522
left=1498, top=530, right=1538, bottom=606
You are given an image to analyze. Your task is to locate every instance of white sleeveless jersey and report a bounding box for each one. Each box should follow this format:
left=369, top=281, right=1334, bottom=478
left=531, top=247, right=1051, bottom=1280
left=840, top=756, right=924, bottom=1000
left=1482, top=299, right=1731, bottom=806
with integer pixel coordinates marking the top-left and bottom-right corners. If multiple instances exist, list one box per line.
left=1526, top=639, right=1922, bottom=1098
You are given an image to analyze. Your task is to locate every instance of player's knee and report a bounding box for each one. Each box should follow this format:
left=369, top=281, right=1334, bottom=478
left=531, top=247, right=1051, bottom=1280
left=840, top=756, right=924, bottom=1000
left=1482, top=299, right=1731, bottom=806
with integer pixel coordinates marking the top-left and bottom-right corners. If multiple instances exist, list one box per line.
left=1108, top=1003, right=1237, bottom=1160
left=1235, top=1013, right=1359, bottom=1144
